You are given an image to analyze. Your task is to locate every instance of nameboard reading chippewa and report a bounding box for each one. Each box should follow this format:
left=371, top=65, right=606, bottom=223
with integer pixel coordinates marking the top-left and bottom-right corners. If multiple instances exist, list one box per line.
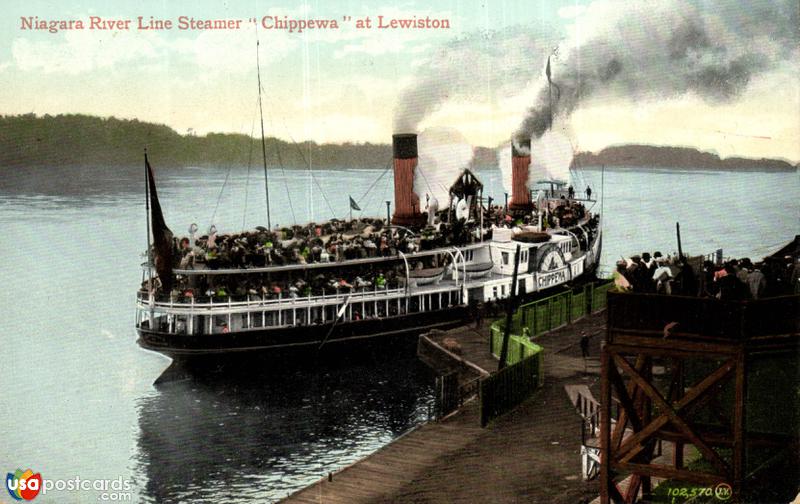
left=537, top=269, right=568, bottom=289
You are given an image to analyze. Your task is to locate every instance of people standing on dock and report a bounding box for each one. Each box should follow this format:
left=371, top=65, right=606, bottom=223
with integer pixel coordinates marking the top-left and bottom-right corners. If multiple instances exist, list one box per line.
left=747, top=266, right=767, bottom=299
left=580, top=332, right=589, bottom=358
left=613, top=260, right=632, bottom=291
left=475, top=301, right=484, bottom=329
left=792, top=258, right=800, bottom=294
left=715, top=264, right=749, bottom=300
left=580, top=331, right=590, bottom=373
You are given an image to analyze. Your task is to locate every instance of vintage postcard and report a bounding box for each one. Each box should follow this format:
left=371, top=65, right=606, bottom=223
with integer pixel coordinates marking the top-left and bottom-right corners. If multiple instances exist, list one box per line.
left=2, top=1, right=798, bottom=503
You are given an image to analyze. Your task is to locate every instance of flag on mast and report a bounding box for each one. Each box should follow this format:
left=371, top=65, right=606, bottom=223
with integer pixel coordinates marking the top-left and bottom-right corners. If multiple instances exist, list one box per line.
left=544, top=56, right=552, bottom=82
left=349, top=196, right=361, bottom=211
left=546, top=55, right=551, bottom=83
left=146, top=154, right=174, bottom=292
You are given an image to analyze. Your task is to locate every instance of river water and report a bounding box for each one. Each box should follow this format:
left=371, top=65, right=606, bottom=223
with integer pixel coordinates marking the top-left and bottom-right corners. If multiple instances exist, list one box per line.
left=1, top=164, right=797, bottom=502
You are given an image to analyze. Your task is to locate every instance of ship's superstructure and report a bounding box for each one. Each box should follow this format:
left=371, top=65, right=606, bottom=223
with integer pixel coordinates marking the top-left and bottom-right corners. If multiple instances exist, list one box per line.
left=135, top=133, right=601, bottom=357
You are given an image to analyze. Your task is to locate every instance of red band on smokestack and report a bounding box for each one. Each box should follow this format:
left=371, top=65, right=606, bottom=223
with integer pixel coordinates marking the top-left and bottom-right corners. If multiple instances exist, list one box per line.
left=392, top=134, right=422, bottom=225
left=509, top=138, right=532, bottom=210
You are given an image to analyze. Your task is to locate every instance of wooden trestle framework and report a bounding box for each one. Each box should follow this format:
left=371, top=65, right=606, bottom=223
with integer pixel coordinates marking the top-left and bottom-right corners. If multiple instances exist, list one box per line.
left=600, top=292, right=800, bottom=503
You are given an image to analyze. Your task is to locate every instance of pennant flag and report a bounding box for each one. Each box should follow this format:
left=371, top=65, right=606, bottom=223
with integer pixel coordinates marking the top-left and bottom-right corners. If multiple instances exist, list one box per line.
left=545, top=55, right=551, bottom=83
left=146, top=154, right=174, bottom=292
left=349, top=196, right=361, bottom=211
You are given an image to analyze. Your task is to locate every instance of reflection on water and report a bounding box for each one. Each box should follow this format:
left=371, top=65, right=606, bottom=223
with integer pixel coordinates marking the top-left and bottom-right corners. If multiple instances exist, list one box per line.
left=133, top=353, right=434, bottom=503
left=1, top=164, right=796, bottom=503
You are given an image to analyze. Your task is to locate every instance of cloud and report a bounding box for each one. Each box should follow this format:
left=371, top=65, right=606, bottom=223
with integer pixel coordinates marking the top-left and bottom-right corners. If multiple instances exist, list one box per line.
left=557, top=5, right=587, bottom=19
left=10, top=11, right=298, bottom=77
left=325, top=7, right=456, bottom=58
left=12, top=28, right=164, bottom=74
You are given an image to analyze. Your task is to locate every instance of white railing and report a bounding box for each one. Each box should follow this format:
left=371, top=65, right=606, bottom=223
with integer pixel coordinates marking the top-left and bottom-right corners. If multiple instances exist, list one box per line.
left=137, top=285, right=405, bottom=309
left=135, top=280, right=466, bottom=313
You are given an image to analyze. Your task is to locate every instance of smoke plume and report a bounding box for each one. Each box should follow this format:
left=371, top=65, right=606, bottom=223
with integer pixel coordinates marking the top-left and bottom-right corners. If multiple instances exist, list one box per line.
left=392, top=0, right=797, bottom=139
left=393, top=26, right=558, bottom=133
left=517, top=0, right=799, bottom=139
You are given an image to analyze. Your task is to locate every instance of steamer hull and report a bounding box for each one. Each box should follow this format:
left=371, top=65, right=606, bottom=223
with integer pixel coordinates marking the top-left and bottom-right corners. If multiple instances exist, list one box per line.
left=137, top=306, right=469, bottom=358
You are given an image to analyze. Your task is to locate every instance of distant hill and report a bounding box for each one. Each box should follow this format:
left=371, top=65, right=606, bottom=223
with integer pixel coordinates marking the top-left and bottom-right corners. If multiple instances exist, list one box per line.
left=572, top=144, right=797, bottom=171
left=0, top=114, right=795, bottom=171
left=0, top=114, right=392, bottom=169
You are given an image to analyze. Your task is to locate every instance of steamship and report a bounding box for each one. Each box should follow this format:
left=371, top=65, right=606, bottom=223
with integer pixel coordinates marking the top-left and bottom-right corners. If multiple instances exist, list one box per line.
left=135, top=133, right=602, bottom=358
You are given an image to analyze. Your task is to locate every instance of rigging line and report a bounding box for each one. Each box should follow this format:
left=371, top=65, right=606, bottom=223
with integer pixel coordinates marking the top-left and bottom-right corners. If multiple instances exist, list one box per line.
left=375, top=163, right=394, bottom=219
left=242, top=99, right=259, bottom=231
left=257, top=84, right=297, bottom=226
left=415, top=164, right=435, bottom=198
left=281, top=123, right=337, bottom=219
left=356, top=160, right=392, bottom=218
left=256, top=35, right=272, bottom=229
left=358, top=167, right=384, bottom=218
left=276, top=143, right=298, bottom=227
left=356, top=159, right=392, bottom=207
left=258, top=99, right=297, bottom=226
left=210, top=156, right=233, bottom=226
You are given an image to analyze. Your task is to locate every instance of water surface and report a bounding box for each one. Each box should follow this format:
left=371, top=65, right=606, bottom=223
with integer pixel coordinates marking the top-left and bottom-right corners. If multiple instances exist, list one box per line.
left=1, top=164, right=797, bottom=502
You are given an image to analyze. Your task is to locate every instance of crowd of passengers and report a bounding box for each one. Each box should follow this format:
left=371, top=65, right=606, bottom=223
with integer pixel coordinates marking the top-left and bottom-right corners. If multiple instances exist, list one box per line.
left=141, top=193, right=597, bottom=301
left=163, top=196, right=595, bottom=271
left=144, top=260, right=442, bottom=303
left=613, top=251, right=800, bottom=300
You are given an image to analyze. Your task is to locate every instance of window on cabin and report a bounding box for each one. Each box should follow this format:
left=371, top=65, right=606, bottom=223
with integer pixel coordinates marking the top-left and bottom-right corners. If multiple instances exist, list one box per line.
left=502, top=251, right=509, bottom=265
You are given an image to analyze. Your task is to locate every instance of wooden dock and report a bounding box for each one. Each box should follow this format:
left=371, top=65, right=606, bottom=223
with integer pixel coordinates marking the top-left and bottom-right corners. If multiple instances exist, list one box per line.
left=283, top=312, right=607, bottom=504
left=284, top=401, right=484, bottom=503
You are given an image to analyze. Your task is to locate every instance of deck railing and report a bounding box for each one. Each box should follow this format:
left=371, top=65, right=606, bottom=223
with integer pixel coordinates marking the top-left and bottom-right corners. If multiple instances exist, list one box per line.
left=607, top=291, right=800, bottom=340
left=137, top=285, right=415, bottom=311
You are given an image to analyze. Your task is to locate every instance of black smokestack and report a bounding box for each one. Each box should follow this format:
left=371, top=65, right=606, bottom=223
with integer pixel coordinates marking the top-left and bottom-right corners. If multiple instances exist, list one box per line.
left=393, top=133, right=418, bottom=159
left=511, top=138, right=531, bottom=157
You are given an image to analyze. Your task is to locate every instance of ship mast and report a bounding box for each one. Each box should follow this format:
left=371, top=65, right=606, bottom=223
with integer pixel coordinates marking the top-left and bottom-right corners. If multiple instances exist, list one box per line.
left=256, top=39, right=272, bottom=230
left=144, top=148, right=152, bottom=292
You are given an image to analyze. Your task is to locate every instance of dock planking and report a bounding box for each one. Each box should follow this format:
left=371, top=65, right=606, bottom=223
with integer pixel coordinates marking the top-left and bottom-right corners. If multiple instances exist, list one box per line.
left=283, top=311, right=607, bottom=503
left=283, top=401, right=483, bottom=503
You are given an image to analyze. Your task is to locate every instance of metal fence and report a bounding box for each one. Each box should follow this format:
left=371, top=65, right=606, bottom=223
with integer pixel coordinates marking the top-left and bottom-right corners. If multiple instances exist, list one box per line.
left=511, top=280, right=614, bottom=338
left=478, top=281, right=613, bottom=427
left=479, top=350, right=543, bottom=427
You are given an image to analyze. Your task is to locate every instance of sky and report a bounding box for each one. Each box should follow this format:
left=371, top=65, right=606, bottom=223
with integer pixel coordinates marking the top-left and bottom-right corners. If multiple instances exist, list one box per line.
left=2, top=0, right=798, bottom=162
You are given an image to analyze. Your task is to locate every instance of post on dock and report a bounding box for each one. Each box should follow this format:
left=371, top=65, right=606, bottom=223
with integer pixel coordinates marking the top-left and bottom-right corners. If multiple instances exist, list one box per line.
left=498, top=244, right=522, bottom=370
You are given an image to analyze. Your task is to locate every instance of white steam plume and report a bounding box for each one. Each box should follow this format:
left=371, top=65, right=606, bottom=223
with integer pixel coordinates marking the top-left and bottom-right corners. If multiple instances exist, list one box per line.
left=414, top=127, right=474, bottom=206
left=528, top=128, right=574, bottom=184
